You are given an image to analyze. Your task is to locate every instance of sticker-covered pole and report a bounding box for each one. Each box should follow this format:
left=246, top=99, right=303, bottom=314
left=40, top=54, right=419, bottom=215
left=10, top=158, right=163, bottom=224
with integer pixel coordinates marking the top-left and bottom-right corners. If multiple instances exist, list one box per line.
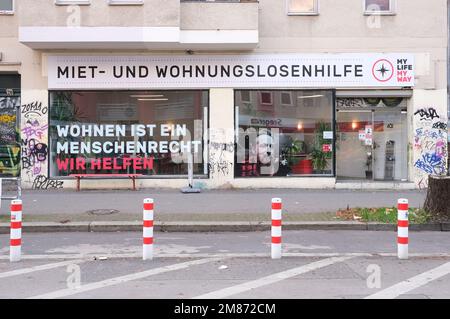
left=397, top=198, right=409, bottom=260
left=271, top=198, right=282, bottom=259
left=143, top=198, right=154, bottom=260
left=10, top=199, right=22, bottom=262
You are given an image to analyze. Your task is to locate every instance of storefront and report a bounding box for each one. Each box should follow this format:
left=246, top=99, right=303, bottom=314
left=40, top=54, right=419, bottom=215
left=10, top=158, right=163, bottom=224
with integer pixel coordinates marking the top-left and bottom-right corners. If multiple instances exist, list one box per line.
left=0, top=74, right=20, bottom=178
left=18, top=53, right=442, bottom=190
left=335, top=95, right=409, bottom=182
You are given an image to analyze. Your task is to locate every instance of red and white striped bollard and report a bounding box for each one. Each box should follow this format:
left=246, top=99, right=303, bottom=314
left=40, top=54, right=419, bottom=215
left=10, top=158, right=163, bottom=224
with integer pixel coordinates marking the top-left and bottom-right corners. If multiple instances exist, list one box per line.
left=397, top=198, right=409, bottom=260
left=10, top=199, right=22, bottom=262
left=271, top=198, right=282, bottom=259
left=143, top=198, right=154, bottom=260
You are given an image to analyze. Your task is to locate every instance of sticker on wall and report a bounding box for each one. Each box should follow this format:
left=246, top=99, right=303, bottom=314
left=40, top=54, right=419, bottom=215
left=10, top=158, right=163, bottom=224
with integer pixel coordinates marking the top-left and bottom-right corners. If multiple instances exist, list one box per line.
left=322, top=144, right=332, bottom=153
left=358, top=130, right=366, bottom=141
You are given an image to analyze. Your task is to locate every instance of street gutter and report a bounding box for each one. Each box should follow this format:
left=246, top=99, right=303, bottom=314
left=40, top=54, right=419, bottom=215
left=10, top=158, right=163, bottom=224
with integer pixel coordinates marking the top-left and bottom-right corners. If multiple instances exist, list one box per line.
left=0, top=221, right=449, bottom=233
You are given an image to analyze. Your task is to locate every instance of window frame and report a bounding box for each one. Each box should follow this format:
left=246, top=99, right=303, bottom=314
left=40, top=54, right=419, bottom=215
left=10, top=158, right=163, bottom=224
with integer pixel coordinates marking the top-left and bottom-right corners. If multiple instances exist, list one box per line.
left=363, top=0, right=396, bottom=16
left=286, top=0, right=319, bottom=16
left=55, top=0, right=91, bottom=5
left=280, top=92, right=294, bottom=107
left=0, top=0, right=14, bottom=15
left=240, top=91, right=251, bottom=104
left=107, top=0, right=144, bottom=5
left=259, top=91, right=274, bottom=106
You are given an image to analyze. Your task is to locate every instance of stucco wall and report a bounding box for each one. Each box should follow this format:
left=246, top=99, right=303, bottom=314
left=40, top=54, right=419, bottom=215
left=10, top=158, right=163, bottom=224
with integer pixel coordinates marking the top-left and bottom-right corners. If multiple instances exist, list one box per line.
left=17, top=0, right=180, bottom=27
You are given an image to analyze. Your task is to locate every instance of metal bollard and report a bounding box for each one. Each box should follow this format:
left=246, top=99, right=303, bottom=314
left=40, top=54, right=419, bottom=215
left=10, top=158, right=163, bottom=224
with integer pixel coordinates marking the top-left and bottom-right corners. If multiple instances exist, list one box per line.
left=143, top=198, right=154, bottom=260
left=10, top=199, right=22, bottom=262
left=271, top=198, right=282, bottom=259
left=397, top=198, right=409, bottom=260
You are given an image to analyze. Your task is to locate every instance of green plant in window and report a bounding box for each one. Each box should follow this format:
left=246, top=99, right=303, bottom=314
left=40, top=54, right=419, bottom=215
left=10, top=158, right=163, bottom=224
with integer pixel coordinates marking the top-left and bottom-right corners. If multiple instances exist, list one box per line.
left=50, top=92, right=87, bottom=123
left=284, top=139, right=304, bottom=166
left=314, top=121, right=334, bottom=159
left=310, top=148, right=328, bottom=172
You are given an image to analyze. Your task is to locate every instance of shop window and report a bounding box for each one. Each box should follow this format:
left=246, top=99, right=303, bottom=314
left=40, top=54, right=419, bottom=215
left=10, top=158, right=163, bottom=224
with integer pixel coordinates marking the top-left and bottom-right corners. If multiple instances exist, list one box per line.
left=364, top=0, right=395, bottom=14
left=287, top=0, right=318, bottom=15
left=49, top=90, right=208, bottom=177
left=0, top=0, right=13, bottom=14
left=235, top=90, right=334, bottom=177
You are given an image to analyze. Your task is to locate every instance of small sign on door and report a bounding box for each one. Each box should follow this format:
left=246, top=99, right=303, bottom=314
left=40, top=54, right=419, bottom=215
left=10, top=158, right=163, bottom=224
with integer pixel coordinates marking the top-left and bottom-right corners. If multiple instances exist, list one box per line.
left=323, top=131, right=333, bottom=139
left=322, top=144, right=332, bottom=153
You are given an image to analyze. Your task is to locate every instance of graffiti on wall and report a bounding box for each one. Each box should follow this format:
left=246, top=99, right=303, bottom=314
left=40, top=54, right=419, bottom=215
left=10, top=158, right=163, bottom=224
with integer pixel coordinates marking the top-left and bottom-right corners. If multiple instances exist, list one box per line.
left=0, top=97, right=19, bottom=145
left=32, top=175, right=64, bottom=190
left=414, top=108, right=440, bottom=121
left=20, top=100, right=60, bottom=189
left=413, top=107, right=448, bottom=189
left=208, top=141, right=234, bottom=178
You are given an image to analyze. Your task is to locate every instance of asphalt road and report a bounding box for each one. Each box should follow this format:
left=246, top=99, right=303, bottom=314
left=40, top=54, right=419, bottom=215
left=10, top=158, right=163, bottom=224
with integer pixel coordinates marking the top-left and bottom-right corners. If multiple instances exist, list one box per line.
left=0, top=189, right=426, bottom=216
left=0, top=230, right=449, bottom=299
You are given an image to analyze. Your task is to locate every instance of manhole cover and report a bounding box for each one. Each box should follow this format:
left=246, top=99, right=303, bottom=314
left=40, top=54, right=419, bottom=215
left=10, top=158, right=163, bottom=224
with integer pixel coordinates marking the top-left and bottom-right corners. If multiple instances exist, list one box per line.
left=86, top=209, right=120, bottom=216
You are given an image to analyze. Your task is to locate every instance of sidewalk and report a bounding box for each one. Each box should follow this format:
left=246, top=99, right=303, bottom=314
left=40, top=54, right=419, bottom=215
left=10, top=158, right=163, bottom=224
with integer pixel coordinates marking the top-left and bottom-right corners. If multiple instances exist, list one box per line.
left=0, top=188, right=426, bottom=223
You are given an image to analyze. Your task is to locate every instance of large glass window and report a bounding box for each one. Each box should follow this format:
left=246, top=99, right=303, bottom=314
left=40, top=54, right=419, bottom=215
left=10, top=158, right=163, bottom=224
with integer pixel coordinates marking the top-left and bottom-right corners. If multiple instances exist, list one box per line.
left=235, top=90, right=334, bottom=177
left=49, top=90, right=207, bottom=177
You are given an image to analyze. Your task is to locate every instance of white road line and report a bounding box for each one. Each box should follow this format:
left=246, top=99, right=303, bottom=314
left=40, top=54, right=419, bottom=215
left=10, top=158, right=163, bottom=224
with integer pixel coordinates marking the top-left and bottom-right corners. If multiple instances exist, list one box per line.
left=0, top=260, right=85, bottom=279
left=28, top=257, right=220, bottom=299
left=1, top=252, right=450, bottom=260
left=366, top=261, right=450, bottom=299
left=193, top=256, right=353, bottom=299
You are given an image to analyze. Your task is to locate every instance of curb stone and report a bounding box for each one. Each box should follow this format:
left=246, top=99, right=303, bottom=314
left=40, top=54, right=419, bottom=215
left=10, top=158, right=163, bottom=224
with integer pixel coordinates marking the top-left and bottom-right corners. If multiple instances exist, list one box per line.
left=0, top=222, right=449, bottom=233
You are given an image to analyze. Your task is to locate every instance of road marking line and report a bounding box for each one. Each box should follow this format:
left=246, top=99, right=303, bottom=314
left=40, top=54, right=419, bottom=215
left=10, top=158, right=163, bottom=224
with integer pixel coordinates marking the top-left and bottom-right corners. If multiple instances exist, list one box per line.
left=1, top=252, right=450, bottom=260
left=28, top=257, right=220, bottom=299
left=193, top=256, right=353, bottom=299
left=0, top=260, right=85, bottom=279
left=365, top=261, right=450, bottom=299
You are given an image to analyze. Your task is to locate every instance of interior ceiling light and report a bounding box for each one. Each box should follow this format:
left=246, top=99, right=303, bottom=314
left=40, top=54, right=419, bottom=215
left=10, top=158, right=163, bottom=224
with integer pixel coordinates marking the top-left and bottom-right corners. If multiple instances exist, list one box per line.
left=130, top=95, right=164, bottom=98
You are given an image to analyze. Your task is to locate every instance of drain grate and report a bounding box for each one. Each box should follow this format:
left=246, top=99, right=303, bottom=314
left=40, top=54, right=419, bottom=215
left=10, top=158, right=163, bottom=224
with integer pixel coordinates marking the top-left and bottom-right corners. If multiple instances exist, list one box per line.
left=86, top=209, right=120, bottom=216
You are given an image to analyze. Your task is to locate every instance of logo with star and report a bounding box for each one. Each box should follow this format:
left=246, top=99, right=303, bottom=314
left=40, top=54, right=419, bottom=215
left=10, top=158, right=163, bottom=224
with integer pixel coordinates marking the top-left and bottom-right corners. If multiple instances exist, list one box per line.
left=372, top=59, right=394, bottom=82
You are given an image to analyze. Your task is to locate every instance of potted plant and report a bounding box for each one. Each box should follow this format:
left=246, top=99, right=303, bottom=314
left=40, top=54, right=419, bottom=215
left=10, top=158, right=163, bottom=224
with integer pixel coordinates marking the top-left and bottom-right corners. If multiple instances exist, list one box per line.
left=281, top=139, right=311, bottom=175
left=310, top=148, right=328, bottom=174
left=312, top=121, right=334, bottom=174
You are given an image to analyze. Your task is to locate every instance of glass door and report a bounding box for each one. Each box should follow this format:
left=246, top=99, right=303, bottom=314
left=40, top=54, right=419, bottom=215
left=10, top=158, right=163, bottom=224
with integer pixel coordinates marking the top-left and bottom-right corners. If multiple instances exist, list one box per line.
left=336, top=110, right=374, bottom=180
left=372, top=109, right=408, bottom=181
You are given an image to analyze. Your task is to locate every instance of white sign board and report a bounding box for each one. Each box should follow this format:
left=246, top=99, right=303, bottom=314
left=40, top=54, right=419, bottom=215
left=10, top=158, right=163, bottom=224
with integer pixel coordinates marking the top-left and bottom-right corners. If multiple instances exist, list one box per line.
left=48, top=54, right=415, bottom=89
left=323, top=131, right=333, bottom=139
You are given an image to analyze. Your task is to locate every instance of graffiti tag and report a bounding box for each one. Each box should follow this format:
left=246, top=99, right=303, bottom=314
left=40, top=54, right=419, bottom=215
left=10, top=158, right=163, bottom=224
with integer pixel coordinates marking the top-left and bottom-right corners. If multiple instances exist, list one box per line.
left=414, top=108, right=439, bottom=121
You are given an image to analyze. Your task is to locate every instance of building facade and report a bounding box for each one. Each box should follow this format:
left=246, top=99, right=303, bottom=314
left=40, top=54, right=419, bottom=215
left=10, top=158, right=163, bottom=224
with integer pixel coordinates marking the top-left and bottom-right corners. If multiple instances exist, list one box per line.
left=0, top=0, right=448, bottom=190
